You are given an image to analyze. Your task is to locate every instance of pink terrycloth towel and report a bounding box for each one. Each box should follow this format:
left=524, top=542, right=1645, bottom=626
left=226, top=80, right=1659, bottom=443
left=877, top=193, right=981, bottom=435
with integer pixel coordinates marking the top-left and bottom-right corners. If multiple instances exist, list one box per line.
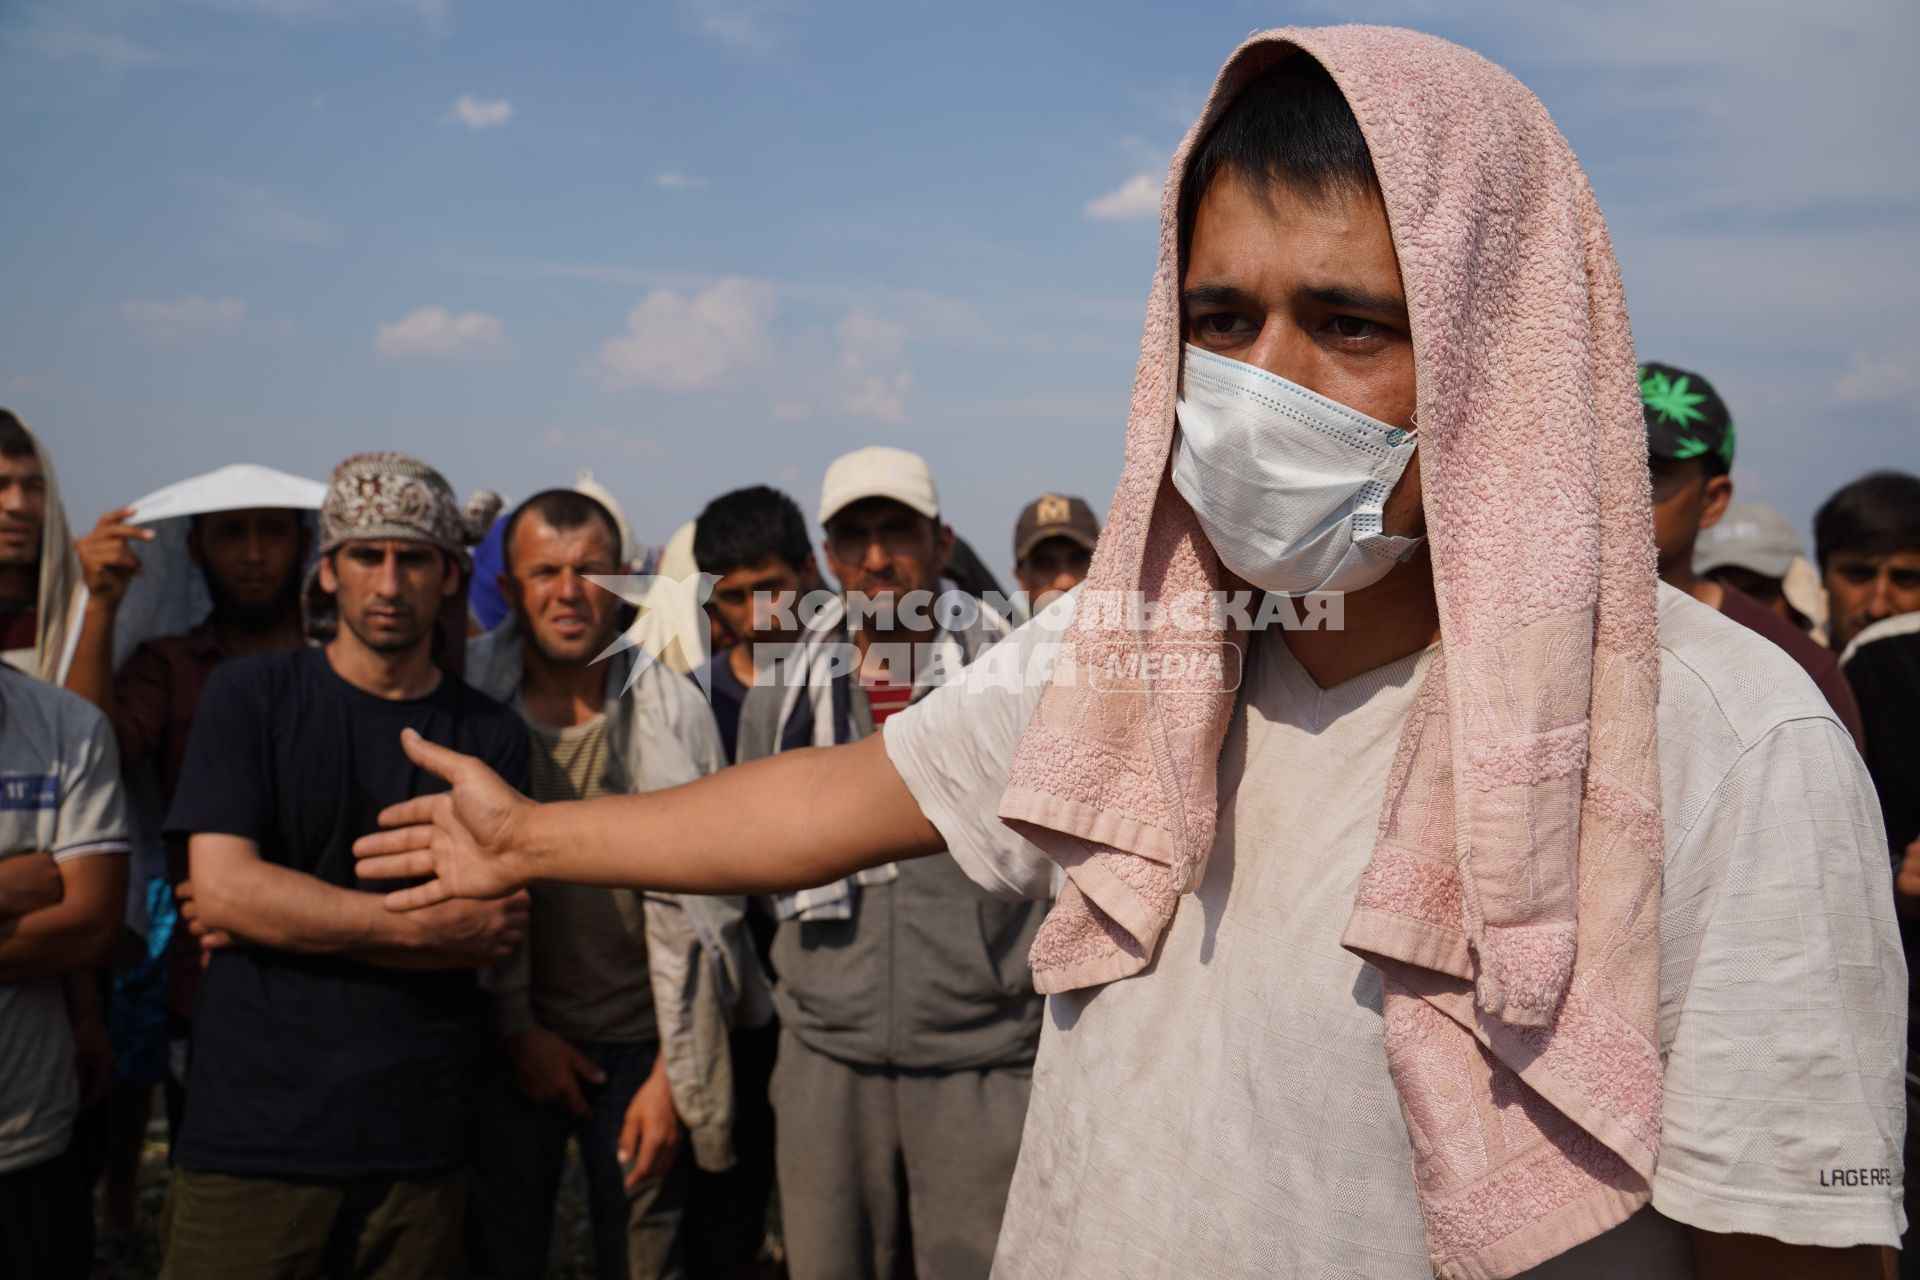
left=996, top=25, right=1664, bottom=1280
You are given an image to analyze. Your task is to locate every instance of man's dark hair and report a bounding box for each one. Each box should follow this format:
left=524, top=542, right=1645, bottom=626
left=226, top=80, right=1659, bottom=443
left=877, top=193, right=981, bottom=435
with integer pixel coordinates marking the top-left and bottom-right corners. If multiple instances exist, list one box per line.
left=501, top=488, right=623, bottom=575
left=1180, top=53, right=1378, bottom=262
left=0, top=409, right=34, bottom=461
left=694, top=486, right=811, bottom=577
left=1813, top=471, right=1920, bottom=570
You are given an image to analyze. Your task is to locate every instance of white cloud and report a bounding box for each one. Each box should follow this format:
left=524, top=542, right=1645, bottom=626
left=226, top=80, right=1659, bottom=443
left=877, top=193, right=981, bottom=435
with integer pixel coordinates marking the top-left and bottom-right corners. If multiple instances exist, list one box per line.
left=588, top=280, right=919, bottom=422
left=190, top=177, right=337, bottom=246
left=590, top=278, right=777, bottom=392
left=6, top=20, right=171, bottom=73
left=1833, top=347, right=1920, bottom=408
left=686, top=0, right=781, bottom=56
left=1083, top=173, right=1161, bottom=221
left=120, top=295, right=249, bottom=346
left=374, top=307, right=507, bottom=360
left=447, top=94, right=512, bottom=130
left=654, top=172, right=707, bottom=190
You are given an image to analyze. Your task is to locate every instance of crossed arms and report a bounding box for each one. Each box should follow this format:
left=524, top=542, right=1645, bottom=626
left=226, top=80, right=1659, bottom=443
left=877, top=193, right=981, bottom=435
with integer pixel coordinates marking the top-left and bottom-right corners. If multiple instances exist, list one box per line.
left=0, top=851, right=125, bottom=983
left=185, top=832, right=526, bottom=970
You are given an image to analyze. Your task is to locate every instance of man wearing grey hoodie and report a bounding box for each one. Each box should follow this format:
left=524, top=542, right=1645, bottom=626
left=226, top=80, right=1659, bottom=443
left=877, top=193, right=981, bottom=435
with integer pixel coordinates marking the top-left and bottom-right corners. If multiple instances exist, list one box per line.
left=730, top=446, right=1043, bottom=1280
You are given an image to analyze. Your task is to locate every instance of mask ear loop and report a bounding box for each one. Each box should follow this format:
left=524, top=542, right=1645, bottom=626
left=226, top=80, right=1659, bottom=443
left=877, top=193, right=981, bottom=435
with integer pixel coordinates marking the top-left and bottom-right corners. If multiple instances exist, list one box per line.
left=1407, top=409, right=1420, bottom=436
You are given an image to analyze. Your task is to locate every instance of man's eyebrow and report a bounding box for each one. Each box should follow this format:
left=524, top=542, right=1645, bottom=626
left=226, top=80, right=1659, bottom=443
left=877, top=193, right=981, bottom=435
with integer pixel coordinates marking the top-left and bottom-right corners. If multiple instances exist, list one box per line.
left=1181, top=281, right=1408, bottom=319
left=1300, top=283, right=1408, bottom=317
left=1180, top=283, right=1256, bottom=310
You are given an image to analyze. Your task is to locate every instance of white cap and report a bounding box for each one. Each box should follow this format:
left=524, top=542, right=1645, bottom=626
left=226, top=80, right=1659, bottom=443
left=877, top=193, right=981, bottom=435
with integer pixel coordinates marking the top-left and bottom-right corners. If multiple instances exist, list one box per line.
left=817, top=446, right=940, bottom=526
left=1694, top=501, right=1804, bottom=580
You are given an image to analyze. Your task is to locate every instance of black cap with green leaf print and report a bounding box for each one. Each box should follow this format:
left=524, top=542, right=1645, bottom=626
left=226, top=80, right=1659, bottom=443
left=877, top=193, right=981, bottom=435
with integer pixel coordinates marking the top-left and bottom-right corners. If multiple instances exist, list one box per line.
left=1639, top=361, right=1734, bottom=477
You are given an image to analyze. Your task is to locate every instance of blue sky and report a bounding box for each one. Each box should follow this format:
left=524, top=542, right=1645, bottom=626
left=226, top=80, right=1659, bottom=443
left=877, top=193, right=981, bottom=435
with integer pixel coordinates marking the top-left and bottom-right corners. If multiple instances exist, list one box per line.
left=5, top=0, right=1915, bottom=577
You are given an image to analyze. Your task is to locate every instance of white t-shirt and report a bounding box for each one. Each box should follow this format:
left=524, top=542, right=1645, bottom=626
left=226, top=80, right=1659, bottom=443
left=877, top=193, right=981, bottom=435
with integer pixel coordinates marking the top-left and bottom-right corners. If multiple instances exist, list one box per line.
left=0, top=667, right=130, bottom=1174
left=883, top=586, right=1905, bottom=1277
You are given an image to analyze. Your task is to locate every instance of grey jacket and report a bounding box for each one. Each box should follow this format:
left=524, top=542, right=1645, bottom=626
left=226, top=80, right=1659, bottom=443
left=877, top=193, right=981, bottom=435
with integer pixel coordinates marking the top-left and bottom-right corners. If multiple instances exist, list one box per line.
left=737, top=594, right=1046, bottom=1072
left=467, top=619, right=765, bottom=1171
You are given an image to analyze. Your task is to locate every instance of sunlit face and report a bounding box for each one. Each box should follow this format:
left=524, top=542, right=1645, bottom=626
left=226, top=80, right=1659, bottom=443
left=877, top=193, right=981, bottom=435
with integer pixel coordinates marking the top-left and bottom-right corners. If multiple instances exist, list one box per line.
left=708, top=552, right=814, bottom=649
left=0, top=451, right=46, bottom=571
left=1825, top=548, right=1920, bottom=652
left=503, top=514, right=623, bottom=667
left=1015, top=536, right=1093, bottom=614
left=1181, top=170, right=1423, bottom=536
left=320, top=538, right=456, bottom=656
left=823, top=498, right=953, bottom=601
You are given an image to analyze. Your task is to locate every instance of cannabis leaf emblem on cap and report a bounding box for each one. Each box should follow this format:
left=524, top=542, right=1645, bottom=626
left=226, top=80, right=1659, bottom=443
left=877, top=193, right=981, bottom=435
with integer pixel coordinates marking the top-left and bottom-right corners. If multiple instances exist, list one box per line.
left=1639, top=368, right=1709, bottom=428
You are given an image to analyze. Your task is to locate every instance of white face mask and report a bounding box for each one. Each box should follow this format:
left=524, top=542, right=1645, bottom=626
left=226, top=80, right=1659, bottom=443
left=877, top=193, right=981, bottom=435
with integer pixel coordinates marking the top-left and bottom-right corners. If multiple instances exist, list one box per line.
left=1170, top=343, right=1422, bottom=596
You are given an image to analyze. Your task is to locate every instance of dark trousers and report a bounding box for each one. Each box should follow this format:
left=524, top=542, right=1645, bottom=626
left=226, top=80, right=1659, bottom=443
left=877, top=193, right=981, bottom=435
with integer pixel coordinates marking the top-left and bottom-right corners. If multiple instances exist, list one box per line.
left=0, top=1146, right=94, bottom=1279
left=685, top=1023, right=779, bottom=1278
left=466, top=1037, right=686, bottom=1280
left=160, top=1166, right=466, bottom=1280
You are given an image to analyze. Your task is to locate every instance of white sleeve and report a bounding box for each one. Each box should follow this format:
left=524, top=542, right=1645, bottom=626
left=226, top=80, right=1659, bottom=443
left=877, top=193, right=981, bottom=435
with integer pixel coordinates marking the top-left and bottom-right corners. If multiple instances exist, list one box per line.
left=1650, top=714, right=1906, bottom=1248
left=883, top=594, right=1073, bottom=902
left=54, top=702, right=131, bottom=862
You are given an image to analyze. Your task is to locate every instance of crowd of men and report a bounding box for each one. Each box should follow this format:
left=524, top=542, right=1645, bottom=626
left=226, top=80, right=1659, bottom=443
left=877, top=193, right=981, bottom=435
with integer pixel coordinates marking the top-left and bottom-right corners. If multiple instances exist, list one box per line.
left=2, top=23, right=1920, bottom=1280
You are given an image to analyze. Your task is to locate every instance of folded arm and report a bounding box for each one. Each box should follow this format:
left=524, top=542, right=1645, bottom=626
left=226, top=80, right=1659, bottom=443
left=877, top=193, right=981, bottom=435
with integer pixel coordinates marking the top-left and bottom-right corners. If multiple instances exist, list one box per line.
left=189, top=832, right=525, bottom=969
left=0, top=852, right=127, bottom=983
left=355, top=729, right=945, bottom=907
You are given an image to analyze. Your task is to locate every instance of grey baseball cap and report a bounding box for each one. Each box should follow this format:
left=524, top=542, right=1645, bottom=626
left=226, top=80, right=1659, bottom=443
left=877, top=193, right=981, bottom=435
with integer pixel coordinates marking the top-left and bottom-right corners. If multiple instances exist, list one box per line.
left=1694, top=501, right=1805, bottom=579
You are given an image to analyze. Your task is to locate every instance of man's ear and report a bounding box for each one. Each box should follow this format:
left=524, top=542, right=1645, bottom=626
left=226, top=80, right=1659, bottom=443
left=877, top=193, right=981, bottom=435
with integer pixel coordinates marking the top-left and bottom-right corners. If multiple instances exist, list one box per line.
left=1698, top=475, right=1734, bottom=531
left=497, top=570, right=519, bottom=610
left=933, top=522, right=956, bottom=573
left=316, top=552, right=338, bottom=594
left=800, top=551, right=821, bottom=592
left=441, top=555, right=462, bottom=600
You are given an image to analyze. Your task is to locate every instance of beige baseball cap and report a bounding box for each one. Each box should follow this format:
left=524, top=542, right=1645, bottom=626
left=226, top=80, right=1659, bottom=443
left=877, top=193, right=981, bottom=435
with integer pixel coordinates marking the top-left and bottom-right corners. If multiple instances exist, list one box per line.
left=818, top=446, right=940, bottom=526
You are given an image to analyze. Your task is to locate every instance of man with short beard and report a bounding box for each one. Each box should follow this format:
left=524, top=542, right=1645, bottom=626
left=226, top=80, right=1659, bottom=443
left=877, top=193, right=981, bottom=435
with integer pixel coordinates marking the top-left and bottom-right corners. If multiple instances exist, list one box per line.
left=463, top=489, right=745, bottom=1280
left=62, top=500, right=314, bottom=1256
left=160, top=453, right=531, bottom=1279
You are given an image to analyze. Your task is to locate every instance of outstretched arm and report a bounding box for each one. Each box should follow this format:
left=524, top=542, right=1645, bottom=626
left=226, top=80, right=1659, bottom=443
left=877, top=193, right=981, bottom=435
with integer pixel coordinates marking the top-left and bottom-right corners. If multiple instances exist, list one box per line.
left=355, top=728, right=944, bottom=909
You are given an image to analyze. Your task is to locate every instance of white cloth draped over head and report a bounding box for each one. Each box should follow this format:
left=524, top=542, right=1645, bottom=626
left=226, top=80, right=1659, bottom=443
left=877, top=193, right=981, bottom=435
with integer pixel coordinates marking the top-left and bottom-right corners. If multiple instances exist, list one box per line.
left=1, top=415, right=86, bottom=686
left=111, top=464, right=326, bottom=669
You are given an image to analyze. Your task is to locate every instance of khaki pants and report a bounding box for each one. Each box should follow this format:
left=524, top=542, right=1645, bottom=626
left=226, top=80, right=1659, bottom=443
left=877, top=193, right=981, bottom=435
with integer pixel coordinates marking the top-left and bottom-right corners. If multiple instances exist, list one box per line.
left=160, top=1166, right=465, bottom=1280
left=771, top=1030, right=1031, bottom=1280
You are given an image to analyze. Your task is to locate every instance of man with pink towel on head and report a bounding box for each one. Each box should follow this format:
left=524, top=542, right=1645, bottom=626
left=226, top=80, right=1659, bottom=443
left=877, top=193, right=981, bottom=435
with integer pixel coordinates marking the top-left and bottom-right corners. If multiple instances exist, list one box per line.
left=352, top=27, right=1904, bottom=1280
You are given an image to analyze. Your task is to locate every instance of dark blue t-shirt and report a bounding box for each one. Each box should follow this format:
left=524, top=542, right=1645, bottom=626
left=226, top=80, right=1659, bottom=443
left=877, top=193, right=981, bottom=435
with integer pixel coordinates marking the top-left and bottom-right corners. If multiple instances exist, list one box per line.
left=165, top=646, right=528, bottom=1178
left=695, top=652, right=749, bottom=764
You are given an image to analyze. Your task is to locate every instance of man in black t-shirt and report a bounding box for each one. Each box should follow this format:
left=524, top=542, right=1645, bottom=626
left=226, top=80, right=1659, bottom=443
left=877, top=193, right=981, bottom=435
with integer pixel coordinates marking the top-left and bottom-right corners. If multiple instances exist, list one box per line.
left=161, top=454, right=530, bottom=1280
